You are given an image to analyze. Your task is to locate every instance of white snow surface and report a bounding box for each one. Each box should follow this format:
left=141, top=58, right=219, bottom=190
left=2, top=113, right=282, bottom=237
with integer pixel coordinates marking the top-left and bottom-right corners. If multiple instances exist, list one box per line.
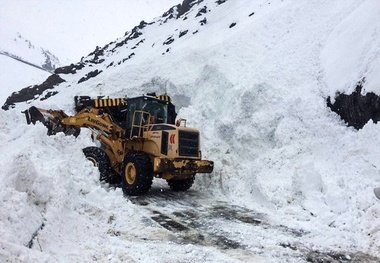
left=1, top=0, right=380, bottom=262
left=321, top=0, right=380, bottom=97
left=0, top=54, right=51, bottom=104
left=0, top=29, right=59, bottom=69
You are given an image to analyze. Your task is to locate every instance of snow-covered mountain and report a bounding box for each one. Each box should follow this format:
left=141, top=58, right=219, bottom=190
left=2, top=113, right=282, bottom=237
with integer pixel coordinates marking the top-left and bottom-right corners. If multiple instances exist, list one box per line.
left=1, top=0, right=380, bottom=262
left=0, top=31, right=60, bottom=72
left=0, top=30, right=60, bottom=103
left=0, top=0, right=180, bottom=105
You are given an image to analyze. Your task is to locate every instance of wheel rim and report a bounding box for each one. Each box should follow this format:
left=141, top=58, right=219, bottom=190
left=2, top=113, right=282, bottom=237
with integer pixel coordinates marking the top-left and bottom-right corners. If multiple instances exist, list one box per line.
left=125, top=162, right=136, bottom=185
left=86, top=157, right=98, bottom=167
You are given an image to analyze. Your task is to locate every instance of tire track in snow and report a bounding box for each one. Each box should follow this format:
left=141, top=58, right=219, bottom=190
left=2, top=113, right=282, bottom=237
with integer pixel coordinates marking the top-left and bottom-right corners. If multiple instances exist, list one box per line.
left=127, top=188, right=308, bottom=261
left=127, top=187, right=380, bottom=262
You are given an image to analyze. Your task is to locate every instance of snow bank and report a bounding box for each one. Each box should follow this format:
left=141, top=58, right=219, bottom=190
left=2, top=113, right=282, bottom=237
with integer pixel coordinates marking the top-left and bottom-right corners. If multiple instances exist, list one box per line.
left=321, top=0, right=380, bottom=97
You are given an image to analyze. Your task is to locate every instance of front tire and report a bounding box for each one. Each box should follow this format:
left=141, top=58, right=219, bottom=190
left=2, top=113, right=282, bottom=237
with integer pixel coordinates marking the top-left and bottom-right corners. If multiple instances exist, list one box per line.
left=167, top=176, right=195, bottom=191
left=83, top=147, right=112, bottom=182
left=122, top=151, right=153, bottom=196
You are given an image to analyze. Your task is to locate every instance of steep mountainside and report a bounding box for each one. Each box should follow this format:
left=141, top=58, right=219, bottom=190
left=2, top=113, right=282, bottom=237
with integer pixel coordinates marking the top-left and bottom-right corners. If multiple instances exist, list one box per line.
left=0, top=30, right=60, bottom=103
left=3, top=0, right=380, bottom=130
left=0, top=31, right=60, bottom=72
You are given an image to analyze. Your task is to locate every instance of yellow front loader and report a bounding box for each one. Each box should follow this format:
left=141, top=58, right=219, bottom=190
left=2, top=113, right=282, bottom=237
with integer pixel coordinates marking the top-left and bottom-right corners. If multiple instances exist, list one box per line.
left=23, top=94, right=213, bottom=196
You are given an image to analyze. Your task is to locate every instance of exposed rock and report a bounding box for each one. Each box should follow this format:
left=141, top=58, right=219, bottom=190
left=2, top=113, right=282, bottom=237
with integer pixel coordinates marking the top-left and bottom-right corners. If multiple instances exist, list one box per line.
left=162, top=0, right=204, bottom=20
left=196, top=6, right=208, bottom=17
left=216, top=0, right=228, bottom=5
left=77, top=69, right=103, bottom=84
left=179, top=0, right=203, bottom=17
left=163, top=36, right=175, bottom=45
left=327, top=80, right=380, bottom=130
left=162, top=6, right=178, bottom=20
left=179, top=30, right=189, bottom=38
left=121, top=53, right=135, bottom=63
left=54, top=63, right=85, bottom=74
left=131, top=39, right=145, bottom=49
left=84, top=46, right=106, bottom=64
left=40, top=91, right=59, bottom=101
left=2, top=74, right=65, bottom=110
left=124, top=20, right=149, bottom=36
left=200, top=17, right=207, bottom=25
left=112, top=21, right=150, bottom=51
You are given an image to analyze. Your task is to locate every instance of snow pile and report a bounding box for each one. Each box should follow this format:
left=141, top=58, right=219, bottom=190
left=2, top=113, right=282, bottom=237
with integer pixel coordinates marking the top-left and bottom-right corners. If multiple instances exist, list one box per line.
left=1, top=0, right=380, bottom=262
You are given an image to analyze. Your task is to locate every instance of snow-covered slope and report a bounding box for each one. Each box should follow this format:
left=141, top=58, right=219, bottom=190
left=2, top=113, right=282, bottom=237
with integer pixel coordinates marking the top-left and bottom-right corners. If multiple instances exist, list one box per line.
left=0, top=30, right=59, bottom=103
left=321, top=0, right=380, bottom=97
left=0, top=0, right=181, bottom=65
left=0, top=30, right=60, bottom=72
left=0, top=55, right=50, bottom=104
left=1, top=0, right=380, bottom=262
left=0, top=0, right=179, bottom=105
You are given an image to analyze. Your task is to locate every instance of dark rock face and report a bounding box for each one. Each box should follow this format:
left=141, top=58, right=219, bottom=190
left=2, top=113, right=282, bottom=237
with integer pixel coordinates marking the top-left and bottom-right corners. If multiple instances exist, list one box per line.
left=86, top=46, right=105, bottom=64
left=200, top=17, right=207, bottom=25
left=327, top=82, right=380, bottom=130
left=179, top=30, right=189, bottom=38
left=77, top=69, right=102, bottom=84
left=216, top=0, right=228, bottom=5
left=111, top=21, right=150, bottom=51
left=162, top=0, right=204, bottom=20
left=2, top=74, right=65, bottom=110
left=195, top=6, right=208, bottom=17
left=163, top=36, right=175, bottom=45
left=178, top=0, right=200, bottom=17
left=54, top=63, right=85, bottom=74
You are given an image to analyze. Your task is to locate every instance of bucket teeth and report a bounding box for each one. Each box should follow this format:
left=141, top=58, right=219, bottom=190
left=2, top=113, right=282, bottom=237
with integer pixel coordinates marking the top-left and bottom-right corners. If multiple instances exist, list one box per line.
left=23, top=106, right=46, bottom=125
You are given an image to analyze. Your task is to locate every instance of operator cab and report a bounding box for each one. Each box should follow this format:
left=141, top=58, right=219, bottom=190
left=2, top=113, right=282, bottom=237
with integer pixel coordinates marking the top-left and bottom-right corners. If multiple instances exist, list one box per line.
left=74, top=93, right=177, bottom=138
left=125, top=94, right=177, bottom=138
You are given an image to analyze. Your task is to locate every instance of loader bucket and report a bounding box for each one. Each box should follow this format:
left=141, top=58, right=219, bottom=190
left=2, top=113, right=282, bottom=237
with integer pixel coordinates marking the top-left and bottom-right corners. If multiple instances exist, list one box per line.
left=22, top=106, right=80, bottom=137
left=23, top=106, right=48, bottom=125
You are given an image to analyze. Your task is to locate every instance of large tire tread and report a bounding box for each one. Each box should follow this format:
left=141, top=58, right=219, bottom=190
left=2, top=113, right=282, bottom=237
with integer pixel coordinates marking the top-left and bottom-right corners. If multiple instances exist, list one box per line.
left=82, top=146, right=120, bottom=183
left=167, top=176, right=195, bottom=192
left=121, top=151, right=153, bottom=196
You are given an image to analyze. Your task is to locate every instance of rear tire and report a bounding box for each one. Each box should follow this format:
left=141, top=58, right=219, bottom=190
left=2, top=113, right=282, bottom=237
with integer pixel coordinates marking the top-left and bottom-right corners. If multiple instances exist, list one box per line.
left=167, top=176, right=195, bottom=191
left=83, top=147, right=113, bottom=182
left=121, top=151, right=153, bottom=196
